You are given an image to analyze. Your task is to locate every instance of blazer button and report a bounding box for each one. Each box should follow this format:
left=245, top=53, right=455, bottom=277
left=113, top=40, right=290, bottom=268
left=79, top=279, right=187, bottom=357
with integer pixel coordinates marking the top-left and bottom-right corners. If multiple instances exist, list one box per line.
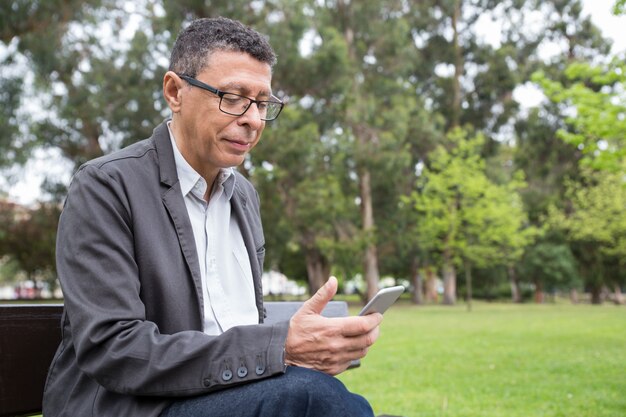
left=237, top=366, right=248, bottom=378
left=255, top=365, right=265, bottom=375
left=203, top=378, right=211, bottom=387
left=222, top=369, right=233, bottom=381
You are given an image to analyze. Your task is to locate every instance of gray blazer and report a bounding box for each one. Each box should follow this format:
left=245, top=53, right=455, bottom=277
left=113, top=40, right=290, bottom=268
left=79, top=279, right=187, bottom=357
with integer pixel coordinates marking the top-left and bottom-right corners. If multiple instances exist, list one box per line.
left=43, top=121, right=289, bottom=417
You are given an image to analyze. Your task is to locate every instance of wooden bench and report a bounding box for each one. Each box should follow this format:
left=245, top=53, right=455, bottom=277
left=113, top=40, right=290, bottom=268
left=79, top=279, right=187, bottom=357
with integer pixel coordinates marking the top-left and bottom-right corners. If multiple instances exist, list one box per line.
left=0, top=301, right=353, bottom=417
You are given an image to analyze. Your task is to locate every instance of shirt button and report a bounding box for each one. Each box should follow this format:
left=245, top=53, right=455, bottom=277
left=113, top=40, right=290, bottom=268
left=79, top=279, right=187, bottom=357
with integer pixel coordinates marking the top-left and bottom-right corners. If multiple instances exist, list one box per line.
left=203, top=378, right=211, bottom=387
left=237, top=366, right=248, bottom=378
left=222, top=369, right=233, bottom=381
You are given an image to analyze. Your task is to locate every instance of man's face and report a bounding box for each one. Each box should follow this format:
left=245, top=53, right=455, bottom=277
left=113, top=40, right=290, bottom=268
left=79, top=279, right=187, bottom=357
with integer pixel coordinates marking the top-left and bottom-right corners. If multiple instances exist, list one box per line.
left=169, top=50, right=272, bottom=180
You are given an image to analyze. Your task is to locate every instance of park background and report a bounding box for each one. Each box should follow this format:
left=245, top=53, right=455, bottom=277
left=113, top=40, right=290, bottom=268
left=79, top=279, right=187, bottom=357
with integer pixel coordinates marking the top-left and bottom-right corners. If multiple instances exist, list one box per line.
left=1, top=1, right=625, bottom=416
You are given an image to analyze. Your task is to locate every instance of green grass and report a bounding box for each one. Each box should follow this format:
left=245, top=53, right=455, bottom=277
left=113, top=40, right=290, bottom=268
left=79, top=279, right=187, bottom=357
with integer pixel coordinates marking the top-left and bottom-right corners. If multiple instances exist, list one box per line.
left=338, top=302, right=626, bottom=417
left=27, top=301, right=624, bottom=416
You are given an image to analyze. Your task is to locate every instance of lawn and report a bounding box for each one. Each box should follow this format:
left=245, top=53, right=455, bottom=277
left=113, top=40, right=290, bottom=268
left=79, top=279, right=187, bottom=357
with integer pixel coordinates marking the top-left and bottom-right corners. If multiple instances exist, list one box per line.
left=338, top=301, right=626, bottom=417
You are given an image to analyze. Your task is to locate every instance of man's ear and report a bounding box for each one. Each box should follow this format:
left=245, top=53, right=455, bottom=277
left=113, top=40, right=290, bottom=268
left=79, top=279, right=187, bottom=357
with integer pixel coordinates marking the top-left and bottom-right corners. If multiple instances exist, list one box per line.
left=163, top=71, right=184, bottom=113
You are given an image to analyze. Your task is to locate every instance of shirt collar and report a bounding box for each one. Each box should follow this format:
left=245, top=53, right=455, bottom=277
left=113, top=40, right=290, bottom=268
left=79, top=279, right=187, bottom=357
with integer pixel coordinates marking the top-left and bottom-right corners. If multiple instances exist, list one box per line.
left=167, top=121, right=236, bottom=201
left=219, top=168, right=236, bottom=200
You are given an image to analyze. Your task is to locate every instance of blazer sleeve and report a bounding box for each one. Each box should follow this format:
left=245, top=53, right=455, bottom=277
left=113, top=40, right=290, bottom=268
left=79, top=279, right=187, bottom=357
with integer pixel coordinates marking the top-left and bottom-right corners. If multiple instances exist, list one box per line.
left=56, top=163, right=288, bottom=397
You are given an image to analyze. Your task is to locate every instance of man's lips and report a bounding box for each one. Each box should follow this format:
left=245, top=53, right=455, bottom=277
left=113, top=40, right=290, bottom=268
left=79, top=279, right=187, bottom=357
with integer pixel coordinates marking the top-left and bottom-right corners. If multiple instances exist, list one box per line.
left=223, top=137, right=252, bottom=151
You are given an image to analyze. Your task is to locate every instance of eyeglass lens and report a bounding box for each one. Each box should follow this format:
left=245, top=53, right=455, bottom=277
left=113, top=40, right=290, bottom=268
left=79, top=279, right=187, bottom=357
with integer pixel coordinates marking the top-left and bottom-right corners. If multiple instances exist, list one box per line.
left=220, top=93, right=281, bottom=120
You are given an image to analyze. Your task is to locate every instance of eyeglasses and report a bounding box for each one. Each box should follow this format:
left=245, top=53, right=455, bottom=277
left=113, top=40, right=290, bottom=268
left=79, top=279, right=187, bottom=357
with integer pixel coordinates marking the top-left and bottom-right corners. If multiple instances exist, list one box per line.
left=177, top=73, right=284, bottom=121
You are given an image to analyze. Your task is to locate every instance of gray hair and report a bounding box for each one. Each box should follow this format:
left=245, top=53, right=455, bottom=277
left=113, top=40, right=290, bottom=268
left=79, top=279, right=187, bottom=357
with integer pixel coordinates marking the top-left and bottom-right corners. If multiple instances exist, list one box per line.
left=168, top=17, right=276, bottom=77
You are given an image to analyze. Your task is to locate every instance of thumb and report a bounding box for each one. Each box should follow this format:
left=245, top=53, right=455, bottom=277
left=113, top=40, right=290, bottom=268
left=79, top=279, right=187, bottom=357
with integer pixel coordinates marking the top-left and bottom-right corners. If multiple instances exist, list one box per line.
left=299, top=276, right=338, bottom=315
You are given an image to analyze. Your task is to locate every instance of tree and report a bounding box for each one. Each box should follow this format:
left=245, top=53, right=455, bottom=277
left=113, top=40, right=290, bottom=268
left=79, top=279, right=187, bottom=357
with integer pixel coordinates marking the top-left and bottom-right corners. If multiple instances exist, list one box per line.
left=0, top=71, right=27, bottom=168
left=255, top=0, right=425, bottom=299
left=252, top=105, right=362, bottom=294
left=512, top=0, right=613, bottom=227
left=533, top=60, right=626, bottom=172
left=405, top=0, right=569, bottom=145
left=0, top=201, right=60, bottom=292
left=460, top=170, right=537, bottom=309
left=547, top=168, right=626, bottom=304
left=2, top=0, right=622, bottom=303
left=518, top=242, right=581, bottom=303
left=529, top=0, right=626, bottom=303
left=1, top=1, right=170, bottom=190
left=405, top=128, right=533, bottom=306
left=0, top=0, right=103, bottom=171
left=325, top=0, right=420, bottom=300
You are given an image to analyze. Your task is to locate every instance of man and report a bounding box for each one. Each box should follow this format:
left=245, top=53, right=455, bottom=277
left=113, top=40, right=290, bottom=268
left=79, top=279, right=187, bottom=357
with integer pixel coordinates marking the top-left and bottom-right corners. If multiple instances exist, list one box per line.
left=43, top=17, right=382, bottom=417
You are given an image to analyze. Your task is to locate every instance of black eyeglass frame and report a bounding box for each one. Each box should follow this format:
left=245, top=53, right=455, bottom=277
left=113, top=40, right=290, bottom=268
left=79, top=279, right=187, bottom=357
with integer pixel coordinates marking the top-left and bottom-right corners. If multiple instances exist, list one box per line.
left=177, top=73, right=284, bottom=121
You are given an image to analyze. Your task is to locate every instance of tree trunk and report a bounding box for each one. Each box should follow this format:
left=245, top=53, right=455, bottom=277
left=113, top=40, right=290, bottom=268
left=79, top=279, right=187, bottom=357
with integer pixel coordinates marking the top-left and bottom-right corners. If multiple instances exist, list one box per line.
left=410, top=256, right=424, bottom=305
left=590, top=286, right=603, bottom=304
left=450, top=0, right=463, bottom=129
left=304, top=249, right=330, bottom=296
left=570, top=288, right=579, bottom=304
left=508, top=264, right=521, bottom=303
left=464, top=259, right=472, bottom=312
left=360, top=169, right=380, bottom=302
left=534, top=281, right=544, bottom=304
left=442, top=261, right=456, bottom=305
left=425, top=266, right=438, bottom=303
left=613, top=284, right=625, bottom=305
left=339, top=0, right=380, bottom=303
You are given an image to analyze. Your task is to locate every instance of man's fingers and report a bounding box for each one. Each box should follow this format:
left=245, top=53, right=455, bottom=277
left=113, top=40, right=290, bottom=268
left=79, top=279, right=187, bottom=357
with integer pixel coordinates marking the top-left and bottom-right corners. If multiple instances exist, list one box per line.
left=335, top=313, right=383, bottom=337
left=297, top=276, right=338, bottom=315
left=285, top=280, right=384, bottom=376
left=345, top=326, right=380, bottom=351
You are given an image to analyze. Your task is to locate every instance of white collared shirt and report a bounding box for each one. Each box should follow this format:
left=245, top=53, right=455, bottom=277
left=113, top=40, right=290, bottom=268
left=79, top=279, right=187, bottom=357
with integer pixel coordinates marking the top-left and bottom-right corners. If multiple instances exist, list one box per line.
left=167, top=122, right=258, bottom=335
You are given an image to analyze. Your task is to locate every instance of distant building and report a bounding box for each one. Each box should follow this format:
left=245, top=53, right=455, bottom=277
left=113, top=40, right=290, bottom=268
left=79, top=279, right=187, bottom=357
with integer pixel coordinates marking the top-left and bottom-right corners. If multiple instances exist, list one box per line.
left=262, top=270, right=306, bottom=297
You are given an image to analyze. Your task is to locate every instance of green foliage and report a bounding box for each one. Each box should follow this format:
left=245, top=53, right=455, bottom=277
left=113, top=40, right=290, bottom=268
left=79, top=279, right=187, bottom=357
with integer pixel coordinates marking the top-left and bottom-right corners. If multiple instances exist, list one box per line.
left=1, top=0, right=166, bottom=184
left=554, top=171, right=626, bottom=260
left=547, top=167, right=626, bottom=293
left=513, top=107, right=581, bottom=223
left=0, top=202, right=60, bottom=283
left=253, top=103, right=363, bottom=287
left=407, top=0, right=527, bottom=136
left=533, top=61, right=626, bottom=172
left=1, top=0, right=622, bottom=299
left=0, top=0, right=104, bottom=170
left=461, top=268, right=535, bottom=301
left=0, top=0, right=102, bottom=43
left=0, top=256, right=22, bottom=285
left=518, top=242, right=582, bottom=291
left=405, top=128, right=535, bottom=271
left=517, top=2, right=622, bottom=302
left=0, top=71, right=27, bottom=167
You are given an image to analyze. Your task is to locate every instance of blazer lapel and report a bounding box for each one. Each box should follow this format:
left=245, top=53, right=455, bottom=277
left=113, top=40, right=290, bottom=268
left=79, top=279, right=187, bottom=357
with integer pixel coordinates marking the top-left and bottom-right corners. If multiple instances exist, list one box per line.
left=154, top=122, right=205, bottom=322
left=231, top=186, right=265, bottom=322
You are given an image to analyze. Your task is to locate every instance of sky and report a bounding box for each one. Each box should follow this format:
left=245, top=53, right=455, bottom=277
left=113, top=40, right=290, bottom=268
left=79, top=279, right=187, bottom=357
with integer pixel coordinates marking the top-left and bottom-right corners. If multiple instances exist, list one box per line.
left=3, top=0, right=626, bottom=205
left=583, top=0, right=626, bottom=53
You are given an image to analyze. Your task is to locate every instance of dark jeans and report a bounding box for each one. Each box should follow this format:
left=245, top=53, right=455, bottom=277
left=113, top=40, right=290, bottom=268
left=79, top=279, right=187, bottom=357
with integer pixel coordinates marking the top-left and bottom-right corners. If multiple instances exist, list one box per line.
left=160, top=366, right=374, bottom=417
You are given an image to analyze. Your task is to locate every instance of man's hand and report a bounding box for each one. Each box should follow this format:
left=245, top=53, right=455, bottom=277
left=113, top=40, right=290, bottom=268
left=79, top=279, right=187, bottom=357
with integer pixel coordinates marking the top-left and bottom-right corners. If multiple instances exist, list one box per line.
left=284, top=277, right=383, bottom=376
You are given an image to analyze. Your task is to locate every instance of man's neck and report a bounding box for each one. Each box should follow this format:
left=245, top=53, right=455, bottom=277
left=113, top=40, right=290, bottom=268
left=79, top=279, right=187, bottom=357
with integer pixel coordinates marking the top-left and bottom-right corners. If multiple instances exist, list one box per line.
left=169, top=119, right=219, bottom=200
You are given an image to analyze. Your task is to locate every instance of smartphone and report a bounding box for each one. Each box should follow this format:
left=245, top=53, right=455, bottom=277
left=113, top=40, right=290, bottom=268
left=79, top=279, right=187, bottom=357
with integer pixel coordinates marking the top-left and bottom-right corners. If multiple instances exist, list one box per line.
left=358, top=285, right=404, bottom=316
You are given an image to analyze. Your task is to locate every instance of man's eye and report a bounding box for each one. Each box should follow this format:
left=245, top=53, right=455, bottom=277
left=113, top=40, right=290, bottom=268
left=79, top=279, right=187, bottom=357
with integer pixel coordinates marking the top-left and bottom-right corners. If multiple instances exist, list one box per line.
left=223, top=95, right=244, bottom=105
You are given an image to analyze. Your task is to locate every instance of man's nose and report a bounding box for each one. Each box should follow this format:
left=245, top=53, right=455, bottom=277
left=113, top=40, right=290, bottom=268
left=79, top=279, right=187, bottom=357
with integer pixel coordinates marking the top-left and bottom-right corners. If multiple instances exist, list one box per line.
left=238, top=103, right=264, bottom=129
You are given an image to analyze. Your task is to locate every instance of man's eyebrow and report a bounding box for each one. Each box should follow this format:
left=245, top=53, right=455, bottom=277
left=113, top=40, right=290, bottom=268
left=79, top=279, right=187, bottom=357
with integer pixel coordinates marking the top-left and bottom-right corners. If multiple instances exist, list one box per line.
left=220, top=82, right=272, bottom=98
